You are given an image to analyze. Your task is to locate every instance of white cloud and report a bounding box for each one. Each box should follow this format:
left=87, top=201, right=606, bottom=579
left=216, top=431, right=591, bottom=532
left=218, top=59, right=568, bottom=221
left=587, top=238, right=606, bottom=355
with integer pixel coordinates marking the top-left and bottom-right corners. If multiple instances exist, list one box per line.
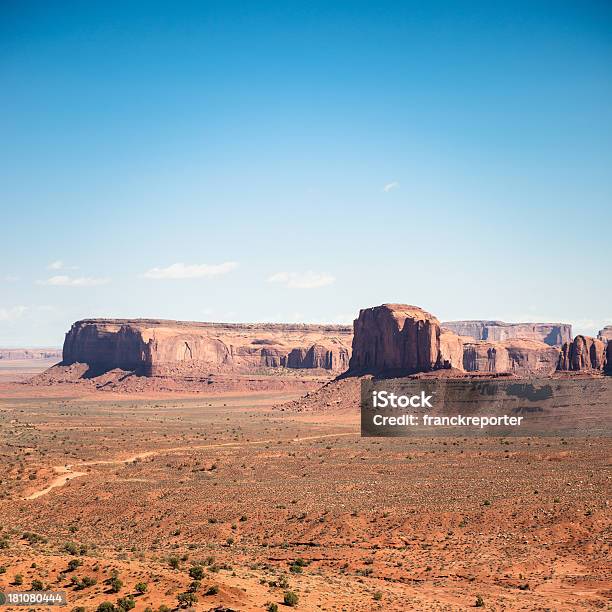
left=143, top=262, right=238, bottom=280
left=2, top=275, right=18, bottom=282
left=37, top=275, right=110, bottom=287
left=267, top=271, right=335, bottom=289
left=0, top=306, right=28, bottom=322
left=47, top=260, right=78, bottom=270
left=383, top=181, right=399, bottom=193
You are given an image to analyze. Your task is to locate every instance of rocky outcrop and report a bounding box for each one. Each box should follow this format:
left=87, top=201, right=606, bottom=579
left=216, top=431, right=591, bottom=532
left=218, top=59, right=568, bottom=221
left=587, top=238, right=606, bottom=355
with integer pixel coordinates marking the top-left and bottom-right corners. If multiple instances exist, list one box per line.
left=442, top=320, right=571, bottom=347
left=62, top=319, right=352, bottom=376
left=557, top=336, right=606, bottom=372
left=439, top=331, right=465, bottom=370
left=0, top=348, right=62, bottom=360
left=463, top=339, right=559, bottom=375
left=597, top=326, right=612, bottom=343
left=348, top=304, right=441, bottom=376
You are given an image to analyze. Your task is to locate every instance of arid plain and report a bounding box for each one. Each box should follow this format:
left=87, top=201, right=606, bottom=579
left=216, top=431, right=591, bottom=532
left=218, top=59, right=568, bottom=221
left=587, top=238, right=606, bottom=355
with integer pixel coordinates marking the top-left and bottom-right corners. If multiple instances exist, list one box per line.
left=0, top=355, right=610, bottom=611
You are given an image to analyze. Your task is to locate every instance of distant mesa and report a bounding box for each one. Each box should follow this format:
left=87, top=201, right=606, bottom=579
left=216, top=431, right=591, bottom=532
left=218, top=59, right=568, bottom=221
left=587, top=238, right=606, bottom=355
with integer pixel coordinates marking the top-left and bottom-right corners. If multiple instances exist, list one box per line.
left=0, top=348, right=62, bottom=360
left=441, top=320, right=572, bottom=347
left=598, top=325, right=612, bottom=343
left=60, top=318, right=352, bottom=378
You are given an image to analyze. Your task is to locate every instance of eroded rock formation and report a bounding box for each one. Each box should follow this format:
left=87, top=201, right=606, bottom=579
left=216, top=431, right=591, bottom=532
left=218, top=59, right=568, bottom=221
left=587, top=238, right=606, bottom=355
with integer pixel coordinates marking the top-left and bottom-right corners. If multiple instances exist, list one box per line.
left=442, top=320, right=571, bottom=347
left=462, top=339, right=559, bottom=375
left=62, top=319, right=352, bottom=375
left=557, top=336, right=606, bottom=372
left=348, top=304, right=441, bottom=376
left=439, top=331, right=465, bottom=370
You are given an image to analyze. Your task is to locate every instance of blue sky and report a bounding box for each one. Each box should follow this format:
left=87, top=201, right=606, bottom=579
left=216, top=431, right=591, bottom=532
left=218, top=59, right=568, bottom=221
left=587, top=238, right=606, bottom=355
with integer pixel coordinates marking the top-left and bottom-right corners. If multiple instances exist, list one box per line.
left=1, top=1, right=611, bottom=346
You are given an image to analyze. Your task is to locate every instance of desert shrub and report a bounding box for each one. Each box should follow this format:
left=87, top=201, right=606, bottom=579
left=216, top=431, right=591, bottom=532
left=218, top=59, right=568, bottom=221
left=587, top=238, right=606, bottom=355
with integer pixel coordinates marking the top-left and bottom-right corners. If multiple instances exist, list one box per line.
left=13, top=574, right=23, bottom=585
left=158, top=607, right=170, bottom=612
left=289, top=564, right=302, bottom=574
left=31, top=579, right=44, bottom=591
left=135, top=582, right=148, bottom=594
left=168, top=556, right=180, bottom=569
left=283, top=591, right=299, bottom=607
left=266, top=604, right=278, bottom=612
left=0, top=538, right=8, bottom=549
left=116, top=595, right=135, bottom=611
left=239, top=515, right=248, bottom=522
left=176, top=591, right=197, bottom=606
left=81, top=576, right=97, bottom=588
left=72, top=607, right=86, bottom=612
left=277, top=575, right=289, bottom=589
left=475, top=595, right=485, bottom=607
left=64, top=541, right=79, bottom=555
left=0, top=566, right=6, bottom=574
left=188, top=580, right=200, bottom=592
left=23, top=532, right=47, bottom=545
left=109, top=577, right=123, bottom=593
left=97, top=604, right=116, bottom=612
left=206, top=584, right=219, bottom=595
left=373, top=591, right=383, bottom=601
left=67, top=559, right=82, bottom=571
left=189, top=565, right=204, bottom=580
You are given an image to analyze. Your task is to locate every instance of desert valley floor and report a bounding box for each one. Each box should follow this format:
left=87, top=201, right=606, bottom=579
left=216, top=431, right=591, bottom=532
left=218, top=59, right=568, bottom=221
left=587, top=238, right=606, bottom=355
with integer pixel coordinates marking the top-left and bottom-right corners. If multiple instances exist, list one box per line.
left=0, top=364, right=610, bottom=611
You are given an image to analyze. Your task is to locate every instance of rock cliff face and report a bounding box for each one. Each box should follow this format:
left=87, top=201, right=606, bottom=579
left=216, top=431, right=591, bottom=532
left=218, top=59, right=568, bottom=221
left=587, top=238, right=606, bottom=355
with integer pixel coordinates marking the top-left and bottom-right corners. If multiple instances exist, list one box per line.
left=348, top=304, right=441, bottom=376
left=62, top=319, right=352, bottom=375
left=607, top=343, right=612, bottom=375
left=462, top=339, right=559, bottom=375
left=597, top=326, right=612, bottom=343
left=442, top=320, right=571, bottom=347
left=439, top=331, right=465, bottom=370
left=557, top=336, right=607, bottom=372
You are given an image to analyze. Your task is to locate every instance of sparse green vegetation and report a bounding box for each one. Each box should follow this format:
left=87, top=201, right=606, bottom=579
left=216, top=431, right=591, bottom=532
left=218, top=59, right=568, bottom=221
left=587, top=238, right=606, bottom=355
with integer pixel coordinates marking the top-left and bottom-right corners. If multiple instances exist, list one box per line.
left=189, top=565, right=204, bottom=580
left=283, top=591, right=299, bottom=607
left=177, top=591, right=198, bottom=607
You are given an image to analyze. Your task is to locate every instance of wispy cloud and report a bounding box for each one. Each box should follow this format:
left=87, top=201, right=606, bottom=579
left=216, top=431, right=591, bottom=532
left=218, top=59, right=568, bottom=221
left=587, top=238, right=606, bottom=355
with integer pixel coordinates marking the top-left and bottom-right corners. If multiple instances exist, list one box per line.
left=47, top=260, right=78, bottom=270
left=2, top=275, right=19, bottom=282
left=37, top=275, right=110, bottom=287
left=267, top=271, right=335, bottom=289
left=144, top=262, right=238, bottom=280
left=383, top=181, right=399, bottom=193
left=0, top=306, right=28, bottom=321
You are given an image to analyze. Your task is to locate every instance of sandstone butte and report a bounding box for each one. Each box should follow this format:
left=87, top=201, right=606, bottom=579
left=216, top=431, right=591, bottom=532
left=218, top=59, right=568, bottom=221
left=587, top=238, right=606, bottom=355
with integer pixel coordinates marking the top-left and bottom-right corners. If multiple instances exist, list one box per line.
left=61, top=318, right=353, bottom=376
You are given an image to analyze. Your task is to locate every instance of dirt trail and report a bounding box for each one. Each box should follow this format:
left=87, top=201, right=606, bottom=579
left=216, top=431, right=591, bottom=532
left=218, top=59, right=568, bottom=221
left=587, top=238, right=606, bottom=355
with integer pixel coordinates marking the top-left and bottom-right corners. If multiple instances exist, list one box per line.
left=24, top=431, right=358, bottom=500
left=25, top=465, right=88, bottom=500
